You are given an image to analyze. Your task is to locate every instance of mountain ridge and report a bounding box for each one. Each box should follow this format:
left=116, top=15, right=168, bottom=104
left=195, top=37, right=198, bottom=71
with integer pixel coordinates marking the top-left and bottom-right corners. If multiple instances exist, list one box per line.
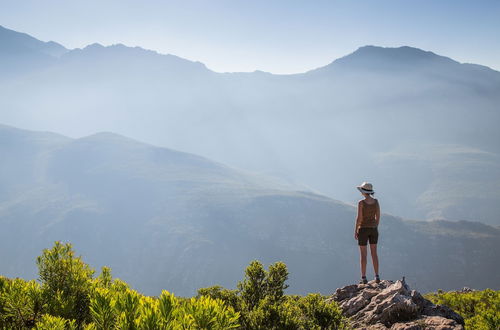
left=0, top=25, right=67, bottom=57
left=2, top=25, right=498, bottom=74
left=62, top=42, right=210, bottom=73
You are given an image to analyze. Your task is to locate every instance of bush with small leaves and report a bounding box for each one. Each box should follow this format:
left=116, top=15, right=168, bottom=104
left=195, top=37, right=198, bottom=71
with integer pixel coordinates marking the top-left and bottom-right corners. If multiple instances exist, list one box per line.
left=297, top=293, right=347, bottom=329
left=197, top=285, right=240, bottom=311
left=265, top=261, right=289, bottom=304
left=89, top=288, right=116, bottom=330
left=425, top=289, right=500, bottom=330
left=135, top=296, right=162, bottom=329
left=0, top=278, right=44, bottom=329
left=96, top=267, right=112, bottom=289
left=115, top=288, right=141, bottom=329
left=200, top=260, right=347, bottom=329
left=35, top=314, right=76, bottom=330
left=1, top=244, right=347, bottom=329
left=238, top=260, right=267, bottom=311
left=158, top=290, right=178, bottom=327
left=37, top=241, right=94, bottom=325
left=183, top=295, right=240, bottom=329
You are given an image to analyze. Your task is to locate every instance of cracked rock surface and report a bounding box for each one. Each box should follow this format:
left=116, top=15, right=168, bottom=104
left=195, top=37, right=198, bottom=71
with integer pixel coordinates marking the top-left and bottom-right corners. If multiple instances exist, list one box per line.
left=327, top=279, right=464, bottom=329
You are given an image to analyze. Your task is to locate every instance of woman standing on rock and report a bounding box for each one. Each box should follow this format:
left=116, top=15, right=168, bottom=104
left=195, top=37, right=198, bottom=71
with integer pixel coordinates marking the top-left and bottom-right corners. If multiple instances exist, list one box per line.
left=354, top=182, right=381, bottom=284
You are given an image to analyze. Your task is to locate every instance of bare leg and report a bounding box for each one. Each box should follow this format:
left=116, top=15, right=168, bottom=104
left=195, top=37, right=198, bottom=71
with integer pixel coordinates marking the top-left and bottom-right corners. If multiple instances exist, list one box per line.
left=359, top=245, right=367, bottom=277
left=370, top=244, right=379, bottom=276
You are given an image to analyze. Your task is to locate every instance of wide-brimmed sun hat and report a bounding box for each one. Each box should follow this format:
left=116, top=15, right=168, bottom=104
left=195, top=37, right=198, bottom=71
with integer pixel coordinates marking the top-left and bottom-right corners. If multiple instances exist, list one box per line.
left=357, top=182, right=374, bottom=194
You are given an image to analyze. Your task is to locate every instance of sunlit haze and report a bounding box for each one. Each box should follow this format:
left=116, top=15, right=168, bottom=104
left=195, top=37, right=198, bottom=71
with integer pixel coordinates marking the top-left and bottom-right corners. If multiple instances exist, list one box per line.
left=1, top=0, right=500, bottom=320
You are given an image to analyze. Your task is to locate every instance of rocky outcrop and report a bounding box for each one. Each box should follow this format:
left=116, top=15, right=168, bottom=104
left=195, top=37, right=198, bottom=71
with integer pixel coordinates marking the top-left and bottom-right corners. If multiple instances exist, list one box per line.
left=328, top=279, right=465, bottom=329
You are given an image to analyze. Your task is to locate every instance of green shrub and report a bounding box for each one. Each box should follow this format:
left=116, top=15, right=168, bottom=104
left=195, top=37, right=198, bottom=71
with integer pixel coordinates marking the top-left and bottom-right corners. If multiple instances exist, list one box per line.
left=0, top=242, right=348, bottom=329
left=37, top=241, right=94, bottom=325
left=115, top=288, right=140, bottom=329
left=425, top=289, right=500, bottom=330
left=0, top=278, right=44, bottom=329
left=183, top=295, right=239, bottom=329
left=297, top=293, right=346, bottom=329
left=238, top=260, right=268, bottom=310
left=199, top=260, right=347, bottom=329
left=35, top=314, right=76, bottom=330
left=89, top=288, right=116, bottom=330
left=197, top=285, right=240, bottom=311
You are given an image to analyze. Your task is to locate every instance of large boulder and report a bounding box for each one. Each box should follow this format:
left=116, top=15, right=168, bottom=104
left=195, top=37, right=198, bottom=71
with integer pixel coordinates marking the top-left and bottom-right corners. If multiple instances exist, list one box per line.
left=328, top=279, right=464, bottom=329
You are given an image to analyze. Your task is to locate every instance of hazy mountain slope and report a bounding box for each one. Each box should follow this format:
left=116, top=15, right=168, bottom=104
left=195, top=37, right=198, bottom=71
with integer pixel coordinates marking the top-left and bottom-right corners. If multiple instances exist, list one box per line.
left=0, top=26, right=499, bottom=224
left=0, top=25, right=67, bottom=57
left=0, top=124, right=498, bottom=297
left=0, top=25, right=67, bottom=78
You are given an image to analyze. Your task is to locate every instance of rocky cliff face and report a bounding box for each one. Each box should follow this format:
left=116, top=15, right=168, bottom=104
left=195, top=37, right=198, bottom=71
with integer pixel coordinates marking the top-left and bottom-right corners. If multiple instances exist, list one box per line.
left=328, top=279, right=464, bottom=329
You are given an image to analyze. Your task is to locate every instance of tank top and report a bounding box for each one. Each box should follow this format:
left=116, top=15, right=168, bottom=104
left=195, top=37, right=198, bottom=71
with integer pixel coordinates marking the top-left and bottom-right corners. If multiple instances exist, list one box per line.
left=360, top=199, right=378, bottom=228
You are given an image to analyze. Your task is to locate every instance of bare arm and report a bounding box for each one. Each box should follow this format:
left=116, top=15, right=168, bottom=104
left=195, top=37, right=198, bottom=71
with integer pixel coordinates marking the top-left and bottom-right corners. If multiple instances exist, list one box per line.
left=355, top=201, right=363, bottom=233
left=375, top=200, right=381, bottom=226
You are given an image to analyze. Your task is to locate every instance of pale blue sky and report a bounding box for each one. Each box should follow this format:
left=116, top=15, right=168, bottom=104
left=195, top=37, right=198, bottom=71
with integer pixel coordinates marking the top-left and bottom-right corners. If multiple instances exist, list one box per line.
left=1, top=0, right=499, bottom=73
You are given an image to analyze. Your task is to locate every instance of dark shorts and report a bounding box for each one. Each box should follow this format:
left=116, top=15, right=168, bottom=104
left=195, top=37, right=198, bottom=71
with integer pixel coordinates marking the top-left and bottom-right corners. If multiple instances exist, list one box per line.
left=358, top=227, right=378, bottom=246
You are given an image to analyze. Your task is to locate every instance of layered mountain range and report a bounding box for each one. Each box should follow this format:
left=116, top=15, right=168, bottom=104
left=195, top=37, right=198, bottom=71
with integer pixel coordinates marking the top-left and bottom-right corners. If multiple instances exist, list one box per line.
left=0, top=124, right=498, bottom=297
left=1, top=25, right=500, bottom=224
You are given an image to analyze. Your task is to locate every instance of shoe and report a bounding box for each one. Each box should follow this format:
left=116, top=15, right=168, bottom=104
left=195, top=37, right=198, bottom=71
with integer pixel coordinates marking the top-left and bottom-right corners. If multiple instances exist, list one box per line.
left=375, top=275, right=380, bottom=283
left=359, top=277, right=368, bottom=284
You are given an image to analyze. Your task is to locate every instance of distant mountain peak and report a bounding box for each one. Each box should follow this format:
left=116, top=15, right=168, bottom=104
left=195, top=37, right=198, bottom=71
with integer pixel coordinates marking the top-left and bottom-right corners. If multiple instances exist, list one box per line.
left=306, top=45, right=459, bottom=75
left=348, top=45, right=455, bottom=62
left=75, top=131, right=155, bottom=149
left=344, top=45, right=458, bottom=67
left=84, top=42, right=105, bottom=50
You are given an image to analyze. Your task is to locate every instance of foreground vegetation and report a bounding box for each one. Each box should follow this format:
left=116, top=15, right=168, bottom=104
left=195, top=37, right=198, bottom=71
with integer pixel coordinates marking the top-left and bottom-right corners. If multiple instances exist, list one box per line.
left=3, top=241, right=499, bottom=329
left=0, top=242, right=347, bottom=329
left=425, top=289, right=500, bottom=330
